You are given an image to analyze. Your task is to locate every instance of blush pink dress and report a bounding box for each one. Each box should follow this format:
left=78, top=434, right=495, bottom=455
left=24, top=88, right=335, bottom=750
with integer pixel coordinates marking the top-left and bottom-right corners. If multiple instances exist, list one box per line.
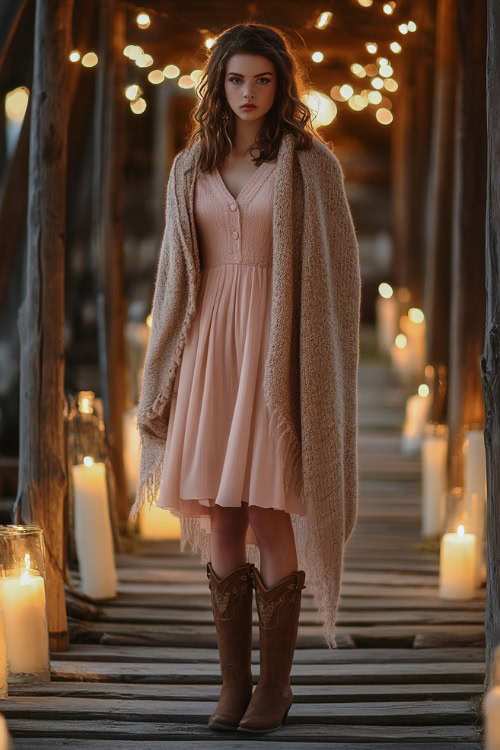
left=157, top=158, right=305, bottom=546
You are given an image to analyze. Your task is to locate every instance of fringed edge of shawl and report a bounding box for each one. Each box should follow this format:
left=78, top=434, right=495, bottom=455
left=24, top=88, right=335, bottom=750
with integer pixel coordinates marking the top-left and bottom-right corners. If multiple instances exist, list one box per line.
left=129, top=431, right=165, bottom=520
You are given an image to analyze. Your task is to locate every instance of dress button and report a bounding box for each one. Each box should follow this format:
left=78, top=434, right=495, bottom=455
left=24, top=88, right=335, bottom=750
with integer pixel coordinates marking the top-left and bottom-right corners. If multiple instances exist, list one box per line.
left=232, top=230, right=239, bottom=239
left=230, top=204, right=237, bottom=211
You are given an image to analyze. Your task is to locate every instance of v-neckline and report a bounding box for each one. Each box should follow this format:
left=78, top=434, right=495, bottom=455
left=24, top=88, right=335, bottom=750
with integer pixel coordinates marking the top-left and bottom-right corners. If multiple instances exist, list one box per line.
left=214, top=160, right=272, bottom=203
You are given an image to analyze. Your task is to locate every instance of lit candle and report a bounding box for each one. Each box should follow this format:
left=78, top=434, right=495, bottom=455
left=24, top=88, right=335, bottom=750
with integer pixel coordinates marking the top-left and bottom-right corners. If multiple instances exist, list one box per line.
left=122, top=407, right=140, bottom=502
left=421, top=425, right=448, bottom=536
left=1, top=554, right=49, bottom=677
left=375, top=284, right=399, bottom=354
left=0, top=609, right=6, bottom=698
left=439, top=524, right=477, bottom=600
left=405, top=308, right=426, bottom=377
left=139, top=503, right=181, bottom=541
left=401, top=387, right=431, bottom=454
left=484, top=646, right=500, bottom=750
left=0, top=714, right=12, bottom=748
left=71, top=457, right=117, bottom=599
left=390, top=333, right=413, bottom=384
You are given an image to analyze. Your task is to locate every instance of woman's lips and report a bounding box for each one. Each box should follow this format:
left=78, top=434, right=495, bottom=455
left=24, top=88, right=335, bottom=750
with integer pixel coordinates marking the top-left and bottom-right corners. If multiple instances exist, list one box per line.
left=241, top=104, right=256, bottom=109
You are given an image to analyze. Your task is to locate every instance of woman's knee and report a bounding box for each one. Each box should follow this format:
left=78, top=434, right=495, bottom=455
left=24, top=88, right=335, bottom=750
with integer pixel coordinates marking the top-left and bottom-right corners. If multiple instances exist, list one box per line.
left=211, top=503, right=249, bottom=539
left=247, top=505, right=291, bottom=544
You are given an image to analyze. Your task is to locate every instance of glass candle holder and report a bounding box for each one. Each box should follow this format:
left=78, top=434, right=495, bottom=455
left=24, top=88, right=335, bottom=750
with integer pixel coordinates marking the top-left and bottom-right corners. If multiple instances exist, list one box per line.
left=0, top=526, right=50, bottom=685
left=68, top=390, right=106, bottom=465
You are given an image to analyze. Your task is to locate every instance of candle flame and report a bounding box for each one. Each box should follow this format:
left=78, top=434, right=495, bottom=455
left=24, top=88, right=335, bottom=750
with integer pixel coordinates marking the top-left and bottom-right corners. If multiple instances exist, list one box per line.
left=20, top=553, right=31, bottom=585
left=83, top=456, right=94, bottom=467
left=457, top=524, right=464, bottom=536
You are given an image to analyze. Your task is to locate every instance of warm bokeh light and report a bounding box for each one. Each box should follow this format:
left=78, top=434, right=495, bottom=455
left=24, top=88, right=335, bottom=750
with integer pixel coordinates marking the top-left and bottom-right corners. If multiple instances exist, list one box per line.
left=383, top=1, right=396, bottom=14
left=395, top=333, right=407, bottom=349
left=69, top=50, right=80, bottom=62
left=148, top=70, right=164, bottom=84
left=136, top=53, right=153, bottom=68
left=371, top=77, right=384, bottom=90
left=418, top=384, right=430, bottom=397
left=366, top=42, right=378, bottom=54
left=340, top=83, right=354, bottom=99
left=312, top=51, right=324, bottom=63
left=190, top=70, right=203, bottom=83
left=384, top=78, right=398, bottom=92
left=205, top=37, right=215, bottom=49
left=136, top=12, right=151, bottom=29
left=425, top=364, right=435, bottom=378
left=348, top=95, right=367, bottom=111
left=124, top=45, right=143, bottom=60
left=83, top=456, right=94, bottom=467
left=303, top=90, right=337, bottom=125
left=368, top=90, right=383, bottom=104
left=378, top=282, right=394, bottom=299
left=364, top=63, right=379, bottom=76
left=125, top=84, right=142, bottom=100
left=376, top=107, right=393, bottom=124
left=130, top=97, right=147, bottom=114
left=178, top=75, right=196, bottom=89
left=351, top=63, right=366, bottom=77
left=397, top=287, right=411, bottom=303
left=81, top=52, right=98, bottom=67
left=379, top=64, right=393, bottom=78
left=408, top=307, right=425, bottom=323
left=358, top=0, right=373, bottom=6
left=5, top=86, right=29, bottom=122
left=399, top=23, right=409, bottom=34
left=408, top=20, right=417, bottom=31
left=380, top=96, right=393, bottom=110
left=314, top=11, right=333, bottom=28
left=390, top=41, right=402, bottom=53
left=163, top=64, right=180, bottom=79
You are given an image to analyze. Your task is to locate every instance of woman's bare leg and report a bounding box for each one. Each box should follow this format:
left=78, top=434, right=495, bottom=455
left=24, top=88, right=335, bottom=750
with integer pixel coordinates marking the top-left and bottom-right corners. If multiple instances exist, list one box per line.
left=209, top=502, right=250, bottom=578
left=247, top=506, right=298, bottom=586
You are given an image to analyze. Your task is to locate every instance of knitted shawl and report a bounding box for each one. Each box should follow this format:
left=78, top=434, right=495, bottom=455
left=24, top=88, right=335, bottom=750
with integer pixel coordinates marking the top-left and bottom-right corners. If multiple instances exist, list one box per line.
left=129, top=131, right=361, bottom=648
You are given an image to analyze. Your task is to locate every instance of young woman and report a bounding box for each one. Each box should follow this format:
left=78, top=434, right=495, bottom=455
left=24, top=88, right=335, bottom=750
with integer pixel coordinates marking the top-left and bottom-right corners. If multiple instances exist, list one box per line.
left=131, top=22, right=361, bottom=736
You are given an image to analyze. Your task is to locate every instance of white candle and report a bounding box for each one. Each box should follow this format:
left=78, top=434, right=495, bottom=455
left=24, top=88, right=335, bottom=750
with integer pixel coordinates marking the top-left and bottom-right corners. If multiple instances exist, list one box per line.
left=464, top=429, right=487, bottom=501
left=72, top=458, right=117, bottom=599
left=439, top=524, right=477, bottom=599
left=0, top=714, right=12, bottom=749
left=0, top=610, right=7, bottom=697
left=1, top=554, right=49, bottom=677
left=484, top=686, right=500, bottom=750
left=464, top=490, right=485, bottom=588
left=421, top=428, right=448, bottom=536
left=376, top=294, right=399, bottom=354
left=401, top=392, right=430, bottom=454
left=139, top=503, right=181, bottom=541
left=122, top=407, right=140, bottom=501
left=390, top=337, right=414, bottom=384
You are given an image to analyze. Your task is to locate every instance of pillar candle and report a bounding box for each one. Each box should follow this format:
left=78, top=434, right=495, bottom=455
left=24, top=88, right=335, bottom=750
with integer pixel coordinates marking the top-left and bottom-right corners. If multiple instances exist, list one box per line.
left=0, top=609, right=6, bottom=697
left=72, top=458, right=117, bottom=599
left=122, top=407, right=140, bottom=501
left=139, top=503, right=181, bottom=541
left=439, top=525, right=477, bottom=599
left=1, top=554, right=49, bottom=677
left=421, top=429, right=447, bottom=536
left=485, top=687, right=500, bottom=750
left=0, top=715, right=12, bottom=749
left=376, top=295, right=399, bottom=354
left=390, top=340, right=413, bottom=384
left=401, top=393, right=430, bottom=454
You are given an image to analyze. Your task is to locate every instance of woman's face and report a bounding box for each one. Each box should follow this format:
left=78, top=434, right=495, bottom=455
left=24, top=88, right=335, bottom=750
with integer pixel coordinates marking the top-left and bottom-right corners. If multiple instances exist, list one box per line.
left=223, top=54, right=277, bottom=124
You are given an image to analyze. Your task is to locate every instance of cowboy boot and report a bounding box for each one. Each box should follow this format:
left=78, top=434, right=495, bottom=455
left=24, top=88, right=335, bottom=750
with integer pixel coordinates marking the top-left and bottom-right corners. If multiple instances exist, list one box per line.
left=206, top=561, right=254, bottom=730
left=238, top=565, right=306, bottom=734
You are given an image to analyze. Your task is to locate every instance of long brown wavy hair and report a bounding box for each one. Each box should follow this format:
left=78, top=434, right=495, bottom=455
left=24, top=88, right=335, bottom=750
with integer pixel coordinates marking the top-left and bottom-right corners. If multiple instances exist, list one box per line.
left=184, top=22, right=332, bottom=172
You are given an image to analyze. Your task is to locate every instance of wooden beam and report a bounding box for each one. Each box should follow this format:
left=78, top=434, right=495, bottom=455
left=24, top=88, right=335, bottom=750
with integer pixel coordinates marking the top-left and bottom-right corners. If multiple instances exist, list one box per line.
left=482, top=0, right=500, bottom=689
left=91, top=0, right=128, bottom=530
left=423, top=0, right=458, bottom=423
left=15, top=0, right=74, bottom=652
left=447, top=0, right=487, bottom=490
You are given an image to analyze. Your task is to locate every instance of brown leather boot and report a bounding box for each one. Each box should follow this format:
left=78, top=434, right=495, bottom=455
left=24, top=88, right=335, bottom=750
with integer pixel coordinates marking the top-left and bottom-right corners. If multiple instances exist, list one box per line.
left=237, top=565, right=306, bottom=734
left=206, top=561, right=254, bottom=730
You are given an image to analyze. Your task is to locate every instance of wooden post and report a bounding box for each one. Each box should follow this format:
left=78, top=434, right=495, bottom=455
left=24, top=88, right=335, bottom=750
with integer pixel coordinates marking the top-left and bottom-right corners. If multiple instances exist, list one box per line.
left=91, top=0, right=128, bottom=531
left=391, top=0, right=436, bottom=309
left=447, top=0, right=487, bottom=490
left=15, top=0, right=74, bottom=652
left=482, top=0, right=500, bottom=689
left=423, top=0, right=458, bottom=423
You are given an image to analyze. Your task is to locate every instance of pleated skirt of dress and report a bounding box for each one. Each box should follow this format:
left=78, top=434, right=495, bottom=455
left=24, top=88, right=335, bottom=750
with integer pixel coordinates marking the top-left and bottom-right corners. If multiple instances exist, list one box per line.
left=157, top=262, right=306, bottom=547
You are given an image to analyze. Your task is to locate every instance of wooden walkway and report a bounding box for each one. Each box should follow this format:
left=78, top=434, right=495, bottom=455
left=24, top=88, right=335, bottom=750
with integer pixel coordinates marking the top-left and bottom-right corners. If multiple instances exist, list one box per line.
left=4, top=329, right=485, bottom=747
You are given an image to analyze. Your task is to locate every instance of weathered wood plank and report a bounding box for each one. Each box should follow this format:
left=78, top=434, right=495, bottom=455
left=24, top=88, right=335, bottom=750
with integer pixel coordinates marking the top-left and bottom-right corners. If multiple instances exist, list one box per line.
left=12, top=741, right=484, bottom=750
left=50, top=660, right=485, bottom=684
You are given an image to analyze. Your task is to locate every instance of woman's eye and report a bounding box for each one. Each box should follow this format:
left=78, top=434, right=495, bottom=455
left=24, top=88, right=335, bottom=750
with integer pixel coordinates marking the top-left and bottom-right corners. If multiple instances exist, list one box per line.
left=228, top=77, right=270, bottom=84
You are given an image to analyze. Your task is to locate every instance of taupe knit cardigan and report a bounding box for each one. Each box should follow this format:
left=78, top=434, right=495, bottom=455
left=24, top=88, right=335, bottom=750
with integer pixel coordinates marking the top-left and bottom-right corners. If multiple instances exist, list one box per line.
left=130, top=131, right=361, bottom=648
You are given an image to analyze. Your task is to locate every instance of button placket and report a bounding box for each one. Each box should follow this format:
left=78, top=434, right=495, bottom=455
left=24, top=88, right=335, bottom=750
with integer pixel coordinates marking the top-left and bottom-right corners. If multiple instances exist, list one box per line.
left=229, top=203, right=241, bottom=261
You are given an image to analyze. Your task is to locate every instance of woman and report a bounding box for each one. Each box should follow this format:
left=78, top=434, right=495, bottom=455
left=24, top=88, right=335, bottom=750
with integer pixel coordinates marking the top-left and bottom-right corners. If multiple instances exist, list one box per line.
left=130, top=22, right=361, bottom=735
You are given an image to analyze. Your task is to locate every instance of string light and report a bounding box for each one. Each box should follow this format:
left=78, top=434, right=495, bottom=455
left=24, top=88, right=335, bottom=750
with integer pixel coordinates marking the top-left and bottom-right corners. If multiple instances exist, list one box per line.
left=205, top=37, right=215, bottom=49
left=148, top=70, right=164, bottom=84
left=383, top=2, right=396, bottom=14
left=312, top=51, right=324, bottom=63
left=390, top=41, right=402, bottom=53
left=130, top=97, right=147, bottom=114
left=366, top=42, right=378, bottom=54
left=163, top=64, right=180, bottom=79
left=125, top=84, right=142, bottom=100
left=81, top=52, right=98, bottom=67
left=136, top=53, right=153, bottom=67
left=314, top=11, right=333, bottom=29
left=358, top=0, right=373, bottom=6
left=136, top=12, right=151, bottom=29
left=371, top=77, right=384, bottom=90
left=69, top=50, right=80, bottom=62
